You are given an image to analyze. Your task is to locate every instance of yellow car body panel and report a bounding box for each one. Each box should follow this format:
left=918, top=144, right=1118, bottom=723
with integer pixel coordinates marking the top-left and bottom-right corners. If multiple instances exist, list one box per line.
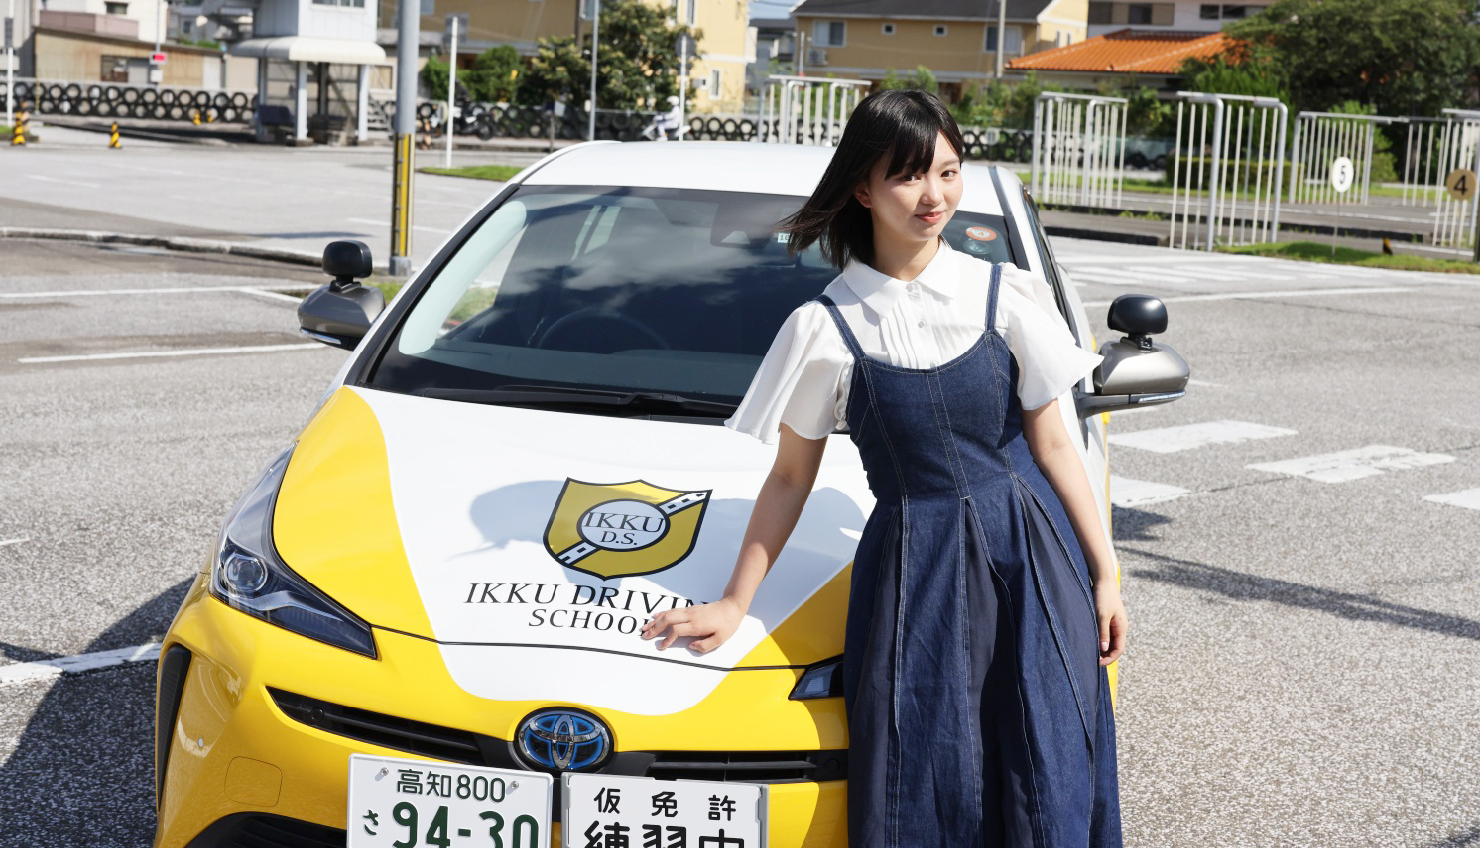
left=155, top=569, right=847, bottom=848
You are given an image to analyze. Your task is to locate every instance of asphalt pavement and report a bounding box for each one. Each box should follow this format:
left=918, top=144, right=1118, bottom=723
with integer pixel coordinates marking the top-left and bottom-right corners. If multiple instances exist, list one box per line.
left=1, top=148, right=1479, bottom=846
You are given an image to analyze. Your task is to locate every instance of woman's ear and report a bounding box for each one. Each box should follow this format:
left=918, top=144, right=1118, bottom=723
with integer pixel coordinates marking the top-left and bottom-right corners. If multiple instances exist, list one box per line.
left=853, top=181, right=873, bottom=209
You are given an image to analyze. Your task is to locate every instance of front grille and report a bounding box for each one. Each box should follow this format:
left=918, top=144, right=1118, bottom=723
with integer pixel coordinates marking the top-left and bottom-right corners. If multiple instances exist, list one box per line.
left=269, top=688, right=847, bottom=785
left=186, top=813, right=346, bottom=848
left=648, top=749, right=848, bottom=783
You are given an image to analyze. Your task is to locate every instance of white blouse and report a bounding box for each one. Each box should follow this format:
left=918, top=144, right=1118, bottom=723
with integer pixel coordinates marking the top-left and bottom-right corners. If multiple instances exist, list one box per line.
left=725, top=241, right=1104, bottom=444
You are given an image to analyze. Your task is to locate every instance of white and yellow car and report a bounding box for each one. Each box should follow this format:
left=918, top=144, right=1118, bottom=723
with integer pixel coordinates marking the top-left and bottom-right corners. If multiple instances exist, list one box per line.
left=154, top=142, right=1186, bottom=848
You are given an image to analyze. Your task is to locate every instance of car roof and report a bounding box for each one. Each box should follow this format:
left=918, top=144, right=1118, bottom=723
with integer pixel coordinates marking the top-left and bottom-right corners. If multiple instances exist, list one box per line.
left=520, top=141, right=1010, bottom=216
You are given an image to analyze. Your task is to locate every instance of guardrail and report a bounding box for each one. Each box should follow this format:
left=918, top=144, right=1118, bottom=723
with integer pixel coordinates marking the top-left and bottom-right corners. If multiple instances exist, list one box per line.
left=1, top=79, right=257, bottom=123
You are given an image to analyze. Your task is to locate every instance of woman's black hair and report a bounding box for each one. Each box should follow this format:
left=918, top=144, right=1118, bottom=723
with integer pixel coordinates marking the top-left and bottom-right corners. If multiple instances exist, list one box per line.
left=778, top=89, right=965, bottom=269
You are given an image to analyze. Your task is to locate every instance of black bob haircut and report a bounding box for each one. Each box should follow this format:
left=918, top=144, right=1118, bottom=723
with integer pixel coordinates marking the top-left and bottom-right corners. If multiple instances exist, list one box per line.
left=778, top=89, right=965, bottom=269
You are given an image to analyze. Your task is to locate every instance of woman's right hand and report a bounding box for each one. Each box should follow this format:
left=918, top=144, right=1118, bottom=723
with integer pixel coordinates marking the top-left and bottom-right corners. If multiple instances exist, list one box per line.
left=641, top=597, right=745, bottom=654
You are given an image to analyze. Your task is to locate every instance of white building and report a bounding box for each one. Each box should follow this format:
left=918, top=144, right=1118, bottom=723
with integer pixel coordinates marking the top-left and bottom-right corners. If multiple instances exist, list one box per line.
left=1085, top=1, right=1273, bottom=38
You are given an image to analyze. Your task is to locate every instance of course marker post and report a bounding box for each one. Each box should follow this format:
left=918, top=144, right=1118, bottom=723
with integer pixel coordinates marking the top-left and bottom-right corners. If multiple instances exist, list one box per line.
left=10, top=100, right=27, bottom=145
left=109, top=122, right=121, bottom=148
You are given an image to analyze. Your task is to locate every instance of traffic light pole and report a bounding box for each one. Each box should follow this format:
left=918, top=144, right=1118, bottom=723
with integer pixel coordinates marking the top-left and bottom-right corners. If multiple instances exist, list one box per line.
left=390, top=0, right=420, bottom=278
left=587, top=0, right=600, bottom=141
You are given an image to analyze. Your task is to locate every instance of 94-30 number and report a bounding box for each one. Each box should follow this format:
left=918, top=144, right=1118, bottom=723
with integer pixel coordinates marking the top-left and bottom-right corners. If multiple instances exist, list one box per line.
left=390, top=803, right=540, bottom=848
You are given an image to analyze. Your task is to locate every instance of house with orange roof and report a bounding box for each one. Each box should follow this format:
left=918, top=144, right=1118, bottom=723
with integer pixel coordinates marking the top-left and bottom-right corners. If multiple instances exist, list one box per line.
left=1007, top=26, right=1231, bottom=89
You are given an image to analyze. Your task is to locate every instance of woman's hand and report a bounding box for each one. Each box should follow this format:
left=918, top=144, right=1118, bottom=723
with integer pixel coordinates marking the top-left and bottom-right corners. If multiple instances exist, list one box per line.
left=641, top=597, right=746, bottom=654
left=1095, top=581, right=1127, bottom=667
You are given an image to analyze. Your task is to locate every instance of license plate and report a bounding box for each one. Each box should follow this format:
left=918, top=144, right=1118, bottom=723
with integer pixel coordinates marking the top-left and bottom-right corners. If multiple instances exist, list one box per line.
left=348, top=754, right=553, bottom=848
left=563, top=773, right=767, bottom=848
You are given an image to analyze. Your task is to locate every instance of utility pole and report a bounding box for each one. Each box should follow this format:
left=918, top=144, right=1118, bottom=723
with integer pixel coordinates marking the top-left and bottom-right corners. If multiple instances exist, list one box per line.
left=587, top=0, right=600, bottom=141
left=994, top=0, right=1006, bottom=78
left=390, top=0, right=420, bottom=278
left=796, top=31, right=805, bottom=76
left=444, top=14, right=457, bottom=169
left=153, top=0, right=165, bottom=84
left=5, top=0, right=15, bottom=126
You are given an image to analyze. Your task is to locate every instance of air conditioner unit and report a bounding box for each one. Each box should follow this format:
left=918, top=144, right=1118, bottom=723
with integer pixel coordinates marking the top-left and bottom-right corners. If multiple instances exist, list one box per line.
left=806, top=47, right=828, bottom=66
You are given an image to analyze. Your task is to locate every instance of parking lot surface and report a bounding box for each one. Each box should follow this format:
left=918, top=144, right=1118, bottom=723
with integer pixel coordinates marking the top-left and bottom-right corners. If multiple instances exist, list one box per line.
left=1, top=203, right=1478, bottom=845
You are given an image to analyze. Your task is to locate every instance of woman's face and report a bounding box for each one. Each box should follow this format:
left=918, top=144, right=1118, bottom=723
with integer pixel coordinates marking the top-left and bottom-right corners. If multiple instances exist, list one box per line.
left=854, top=132, right=963, bottom=253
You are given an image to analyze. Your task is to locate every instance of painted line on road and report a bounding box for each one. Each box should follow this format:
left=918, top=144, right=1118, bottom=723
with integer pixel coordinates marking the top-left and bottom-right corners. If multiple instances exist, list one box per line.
left=1110, top=476, right=1191, bottom=508
left=1084, top=286, right=1410, bottom=308
left=237, top=287, right=305, bottom=304
left=0, top=642, right=161, bottom=686
left=1108, top=420, right=1298, bottom=454
left=1425, top=488, right=1480, bottom=510
left=347, top=217, right=453, bottom=235
left=1249, top=445, right=1455, bottom=484
left=0, top=284, right=307, bottom=299
left=20, top=343, right=322, bottom=364
left=0, top=537, right=29, bottom=547
left=27, top=174, right=101, bottom=189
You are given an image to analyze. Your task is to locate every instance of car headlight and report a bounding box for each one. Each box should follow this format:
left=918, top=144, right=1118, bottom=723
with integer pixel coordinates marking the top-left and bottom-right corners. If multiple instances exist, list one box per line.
left=790, top=657, right=844, bottom=700
left=209, top=446, right=378, bottom=659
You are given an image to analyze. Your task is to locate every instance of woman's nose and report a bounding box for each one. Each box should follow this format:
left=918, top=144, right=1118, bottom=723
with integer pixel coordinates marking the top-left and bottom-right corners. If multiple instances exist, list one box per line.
left=921, top=177, right=944, bottom=205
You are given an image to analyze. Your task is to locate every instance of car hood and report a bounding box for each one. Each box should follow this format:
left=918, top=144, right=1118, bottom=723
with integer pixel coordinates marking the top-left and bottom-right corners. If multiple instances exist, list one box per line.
left=272, top=386, right=871, bottom=715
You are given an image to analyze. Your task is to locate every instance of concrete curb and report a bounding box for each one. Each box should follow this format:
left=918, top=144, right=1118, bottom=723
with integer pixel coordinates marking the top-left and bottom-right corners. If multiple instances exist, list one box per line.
left=0, top=227, right=324, bottom=269
left=1044, top=225, right=1164, bottom=247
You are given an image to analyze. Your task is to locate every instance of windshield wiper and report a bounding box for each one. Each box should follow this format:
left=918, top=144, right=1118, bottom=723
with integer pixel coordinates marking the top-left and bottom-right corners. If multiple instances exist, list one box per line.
left=415, top=385, right=738, bottom=415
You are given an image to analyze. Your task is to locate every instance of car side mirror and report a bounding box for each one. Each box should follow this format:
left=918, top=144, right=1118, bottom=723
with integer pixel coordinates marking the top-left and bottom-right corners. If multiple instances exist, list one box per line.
left=298, top=240, right=384, bottom=350
left=1077, top=295, right=1189, bottom=417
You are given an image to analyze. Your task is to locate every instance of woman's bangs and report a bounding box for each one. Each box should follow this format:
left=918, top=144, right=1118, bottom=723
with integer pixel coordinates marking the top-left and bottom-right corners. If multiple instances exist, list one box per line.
left=882, top=116, right=941, bottom=179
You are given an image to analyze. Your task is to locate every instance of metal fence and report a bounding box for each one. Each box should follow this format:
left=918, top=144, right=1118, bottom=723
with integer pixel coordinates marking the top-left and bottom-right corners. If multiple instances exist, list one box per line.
left=758, top=76, right=870, bottom=147
left=1431, top=109, right=1480, bottom=249
left=1288, top=111, right=1401, bottom=205
left=1031, top=92, right=1127, bottom=208
left=1167, top=92, right=1288, bottom=251
left=0, top=78, right=255, bottom=123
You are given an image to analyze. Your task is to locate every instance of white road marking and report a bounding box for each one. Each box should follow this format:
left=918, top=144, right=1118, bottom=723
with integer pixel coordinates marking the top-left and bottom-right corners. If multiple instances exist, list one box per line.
left=1108, top=420, right=1298, bottom=453
left=1073, top=266, right=1199, bottom=284
left=347, top=216, right=453, bottom=235
left=237, top=287, right=305, bottom=304
left=20, top=343, right=322, bottom=364
left=1084, top=286, right=1409, bottom=308
left=26, top=174, right=101, bottom=189
left=1425, top=488, right=1480, bottom=510
left=0, top=642, right=161, bottom=686
left=0, top=537, right=29, bottom=547
left=1109, top=476, right=1190, bottom=507
left=1248, top=445, right=1455, bottom=484
left=0, top=284, right=306, bottom=299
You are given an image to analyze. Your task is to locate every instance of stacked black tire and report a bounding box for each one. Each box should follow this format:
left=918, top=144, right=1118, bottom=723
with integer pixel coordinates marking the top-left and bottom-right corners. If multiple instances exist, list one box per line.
left=0, top=80, right=256, bottom=124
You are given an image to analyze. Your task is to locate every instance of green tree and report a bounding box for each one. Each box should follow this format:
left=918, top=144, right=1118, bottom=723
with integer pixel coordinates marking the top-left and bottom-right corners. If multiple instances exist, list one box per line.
left=516, top=0, right=697, bottom=111
left=880, top=66, right=939, bottom=96
left=422, top=46, right=525, bottom=103
left=1221, top=0, right=1480, bottom=116
left=1179, top=52, right=1288, bottom=101
left=951, top=72, right=1063, bottom=129
left=1329, top=100, right=1399, bottom=182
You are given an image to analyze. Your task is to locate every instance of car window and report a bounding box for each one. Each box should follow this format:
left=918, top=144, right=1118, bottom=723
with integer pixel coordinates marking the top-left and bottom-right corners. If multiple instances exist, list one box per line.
left=1017, top=187, right=1071, bottom=321
left=369, top=185, right=1018, bottom=412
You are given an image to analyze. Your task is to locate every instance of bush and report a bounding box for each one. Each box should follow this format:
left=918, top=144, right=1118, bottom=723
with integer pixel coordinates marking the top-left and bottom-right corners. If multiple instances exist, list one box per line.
left=1164, top=156, right=1295, bottom=192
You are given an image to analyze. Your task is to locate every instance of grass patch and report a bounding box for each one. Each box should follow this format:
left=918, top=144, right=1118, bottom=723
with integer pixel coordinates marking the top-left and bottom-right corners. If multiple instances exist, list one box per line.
left=419, top=165, right=522, bottom=182
left=1218, top=241, right=1480, bottom=274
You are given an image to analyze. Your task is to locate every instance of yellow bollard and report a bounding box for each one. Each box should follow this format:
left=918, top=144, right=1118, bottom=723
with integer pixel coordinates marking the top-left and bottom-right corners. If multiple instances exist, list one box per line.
left=192, top=110, right=201, bottom=126
left=11, top=104, right=29, bottom=146
left=109, top=122, right=122, bottom=149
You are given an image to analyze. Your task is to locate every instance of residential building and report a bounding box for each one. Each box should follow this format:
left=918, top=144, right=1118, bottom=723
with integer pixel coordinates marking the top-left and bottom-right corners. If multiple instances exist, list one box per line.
left=749, top=15, right=797, bottom=97
left=375, top=0, right=755, bottom=112
left=790, top=0, right=1088, bottom=99
left=1007, top=26, right=1228, bottom=89
left=1085, top=1, right=1271, bottom=37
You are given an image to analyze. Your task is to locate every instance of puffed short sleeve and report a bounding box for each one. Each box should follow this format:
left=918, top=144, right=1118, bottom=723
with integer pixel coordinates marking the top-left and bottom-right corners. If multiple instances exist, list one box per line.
left=997, top=266, right=1104, bottom=410
left=725, top=302, right=850, bottom=444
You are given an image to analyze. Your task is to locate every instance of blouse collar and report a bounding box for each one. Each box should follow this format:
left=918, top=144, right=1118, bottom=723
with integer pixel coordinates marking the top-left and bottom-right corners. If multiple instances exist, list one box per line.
left=840, top=239, right=960, bottom=314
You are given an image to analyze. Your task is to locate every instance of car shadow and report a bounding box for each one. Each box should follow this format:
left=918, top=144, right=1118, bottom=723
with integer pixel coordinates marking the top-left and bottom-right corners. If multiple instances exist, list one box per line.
left=0, top=577, right=192, bottom=847
left=1120, top=546, right=1480, bottom=641
left=1430, top=822, right=1480, bottom=847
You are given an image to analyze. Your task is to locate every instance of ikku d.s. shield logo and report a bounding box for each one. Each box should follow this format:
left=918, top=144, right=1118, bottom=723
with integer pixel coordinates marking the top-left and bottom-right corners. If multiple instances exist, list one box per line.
left=543, top=479, right=711, bottom=580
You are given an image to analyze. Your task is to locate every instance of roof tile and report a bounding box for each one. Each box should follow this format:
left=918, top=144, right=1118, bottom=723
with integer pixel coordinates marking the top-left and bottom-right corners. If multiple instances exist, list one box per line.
left=1008, top=28, right=1231, bottom=74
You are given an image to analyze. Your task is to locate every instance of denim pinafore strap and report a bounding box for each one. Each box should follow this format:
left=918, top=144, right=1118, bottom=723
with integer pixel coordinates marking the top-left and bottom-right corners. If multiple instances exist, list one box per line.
left=815, top=262, right=1121, bottom=848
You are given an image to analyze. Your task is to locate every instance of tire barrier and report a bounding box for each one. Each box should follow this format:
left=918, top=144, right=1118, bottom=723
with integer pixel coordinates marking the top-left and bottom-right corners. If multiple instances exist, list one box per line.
left=0, top=79, right=257, bottom=125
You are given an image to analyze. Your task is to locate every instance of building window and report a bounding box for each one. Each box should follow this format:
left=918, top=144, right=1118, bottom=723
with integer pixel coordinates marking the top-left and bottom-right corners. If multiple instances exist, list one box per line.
left=312, top=0, right=366, bottom=6
left=881, top=23, right=895, bottom=35
left=984, top=25, right=1023, bottom=54
left=933, top=24, right=948, bottom=36
left=1222, top=5, right=1250, bottom=18
left=104, top=1, right=127, bottom=14
left=1088, top=2, right=1173, bottom=25
left=710, top=68, right=721, bottom=94
left=1200, top=4, right=1219, bottom=18
left=101, top=55, right=129, bottom=82
left=811, top=20, right=845, bottom=47
left=685, top=0, right=696, bottom=23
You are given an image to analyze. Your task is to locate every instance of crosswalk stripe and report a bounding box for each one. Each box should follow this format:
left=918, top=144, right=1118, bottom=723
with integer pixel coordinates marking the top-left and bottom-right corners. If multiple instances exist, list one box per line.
left=1247, top=445, right=1455, bottom=484
left=1109, top=476, right=1190, bottom=507
left=1107, top=420, right=1297, bottom=454
left=1425, top=488, right=1480, bottom=510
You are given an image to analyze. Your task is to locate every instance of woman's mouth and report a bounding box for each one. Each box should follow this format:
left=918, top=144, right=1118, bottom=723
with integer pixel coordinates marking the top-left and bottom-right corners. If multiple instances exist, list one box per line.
left=917, top=210, right=944, bottom=224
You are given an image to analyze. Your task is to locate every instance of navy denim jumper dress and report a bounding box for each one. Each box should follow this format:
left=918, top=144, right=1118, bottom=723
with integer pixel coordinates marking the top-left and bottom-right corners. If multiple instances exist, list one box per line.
left=816, top=263, right=1122, bottom=847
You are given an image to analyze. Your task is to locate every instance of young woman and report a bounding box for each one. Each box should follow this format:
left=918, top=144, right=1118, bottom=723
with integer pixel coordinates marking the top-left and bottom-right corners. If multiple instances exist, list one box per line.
left=641, top=89, right=1125, bottom=846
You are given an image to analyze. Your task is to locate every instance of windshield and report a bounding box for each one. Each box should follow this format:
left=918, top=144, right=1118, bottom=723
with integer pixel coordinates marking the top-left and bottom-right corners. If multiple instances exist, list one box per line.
left=367, top=185, right=1017, bottom=415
